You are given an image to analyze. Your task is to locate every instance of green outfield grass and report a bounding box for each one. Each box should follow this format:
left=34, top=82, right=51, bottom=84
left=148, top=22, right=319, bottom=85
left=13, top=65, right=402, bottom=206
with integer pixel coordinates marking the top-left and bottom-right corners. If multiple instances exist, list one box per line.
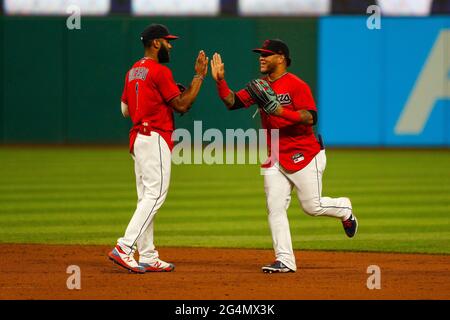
left=0, top=147, right=449, bottom=254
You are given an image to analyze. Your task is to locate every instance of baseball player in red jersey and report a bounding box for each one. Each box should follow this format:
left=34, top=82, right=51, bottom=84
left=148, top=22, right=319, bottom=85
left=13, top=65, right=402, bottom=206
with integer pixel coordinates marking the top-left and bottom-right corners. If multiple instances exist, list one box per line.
left=108, top=24, right=208, bottom=273
left=211, top=39, right=358, bottom=273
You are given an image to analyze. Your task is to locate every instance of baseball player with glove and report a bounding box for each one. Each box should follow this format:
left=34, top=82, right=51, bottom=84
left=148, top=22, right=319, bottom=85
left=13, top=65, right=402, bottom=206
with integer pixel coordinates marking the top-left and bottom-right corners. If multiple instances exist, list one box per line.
left=211, top=39, right=357, bottom=273
left=108, top=24, right=208, bottom=273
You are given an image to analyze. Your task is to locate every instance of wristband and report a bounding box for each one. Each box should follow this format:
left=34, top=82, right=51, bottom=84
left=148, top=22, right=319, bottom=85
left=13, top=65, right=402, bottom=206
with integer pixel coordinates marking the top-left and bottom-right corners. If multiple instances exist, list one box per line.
left=279, top=108, right=302, bottom=123
left=194, top=74, right=204, bottom=81
left=216, top=79, right=231, bottom=99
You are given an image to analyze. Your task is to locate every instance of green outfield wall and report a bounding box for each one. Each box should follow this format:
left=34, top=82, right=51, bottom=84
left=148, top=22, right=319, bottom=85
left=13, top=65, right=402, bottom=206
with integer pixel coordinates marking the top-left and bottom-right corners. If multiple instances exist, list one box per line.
left=0, top=17, right=317, bottom=144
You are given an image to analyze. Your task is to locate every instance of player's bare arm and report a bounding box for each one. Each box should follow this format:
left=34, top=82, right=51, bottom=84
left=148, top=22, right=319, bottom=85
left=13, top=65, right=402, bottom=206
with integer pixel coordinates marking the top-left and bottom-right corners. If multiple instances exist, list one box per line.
left=170, top=50, right=208, bottom=114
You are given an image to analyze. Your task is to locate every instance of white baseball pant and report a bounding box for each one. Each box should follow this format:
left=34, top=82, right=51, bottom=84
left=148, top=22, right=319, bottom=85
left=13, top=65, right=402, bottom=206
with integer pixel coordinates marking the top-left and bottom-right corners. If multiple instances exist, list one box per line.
left=117, top=132, right=171, bottom=264
left=262, top=150, right=352, bottom=271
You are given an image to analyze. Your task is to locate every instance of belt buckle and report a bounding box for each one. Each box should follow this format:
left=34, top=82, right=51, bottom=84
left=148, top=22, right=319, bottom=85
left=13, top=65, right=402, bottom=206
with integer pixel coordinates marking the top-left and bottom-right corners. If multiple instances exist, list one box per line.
left=142, top=122, right=149, bottom=135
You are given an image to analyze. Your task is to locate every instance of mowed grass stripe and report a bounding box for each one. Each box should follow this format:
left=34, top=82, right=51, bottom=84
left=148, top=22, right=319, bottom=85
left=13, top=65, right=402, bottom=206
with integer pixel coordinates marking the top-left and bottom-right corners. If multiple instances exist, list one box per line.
left=0, top=180, right=247, bottom=191
left=0, top=188, right=263, bottom=200
left=3, top=211, right=447, bottom=229
left=1, top=200, right=448, bottom=216
left=8, top=178, right=444, bottom=188
left=1, top=212, right=449, bottom=230
left=2, top=222, right=448, bottom=239
left=2, top=178, right=446, bottom=190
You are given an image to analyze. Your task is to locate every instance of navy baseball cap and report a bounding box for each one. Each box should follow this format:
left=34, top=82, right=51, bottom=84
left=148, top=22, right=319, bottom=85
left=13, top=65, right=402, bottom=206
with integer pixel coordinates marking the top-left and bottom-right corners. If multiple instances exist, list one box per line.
left=140, top=24, right=179, bottom=44
left=253, top=39, right=291, bottom=66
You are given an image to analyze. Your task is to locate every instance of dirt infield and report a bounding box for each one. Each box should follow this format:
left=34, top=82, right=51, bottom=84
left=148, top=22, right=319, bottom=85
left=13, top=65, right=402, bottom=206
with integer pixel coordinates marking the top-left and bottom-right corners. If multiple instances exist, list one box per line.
left=0, top=244, right=449, bottom=300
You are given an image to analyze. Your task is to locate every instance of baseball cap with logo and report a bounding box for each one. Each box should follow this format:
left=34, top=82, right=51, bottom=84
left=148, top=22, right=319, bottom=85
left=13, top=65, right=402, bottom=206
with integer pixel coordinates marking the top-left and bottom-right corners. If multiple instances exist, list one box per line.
left=253, top=39, right=291, bottom=66
left=140, top=24, right=179, bottom=45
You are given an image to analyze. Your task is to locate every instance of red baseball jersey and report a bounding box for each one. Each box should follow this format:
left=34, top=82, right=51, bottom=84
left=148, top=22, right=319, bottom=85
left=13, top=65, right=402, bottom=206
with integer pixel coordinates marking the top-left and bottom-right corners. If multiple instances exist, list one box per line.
left=235, top=72, right=320, bottom=172
left=121, top=57, right=181, bottom=153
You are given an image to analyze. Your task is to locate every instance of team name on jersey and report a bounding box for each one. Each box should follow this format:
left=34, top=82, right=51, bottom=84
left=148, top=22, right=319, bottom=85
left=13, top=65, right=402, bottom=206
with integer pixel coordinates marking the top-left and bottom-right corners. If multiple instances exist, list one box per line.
left=128, top=67, right=149, bottom=82
left=277, top=93, right=292, bottom=105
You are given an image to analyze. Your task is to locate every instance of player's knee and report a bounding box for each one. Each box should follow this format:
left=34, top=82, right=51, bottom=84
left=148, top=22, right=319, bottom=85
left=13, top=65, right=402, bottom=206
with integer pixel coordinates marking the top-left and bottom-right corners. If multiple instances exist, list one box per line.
left=267, top=206, right=284, bottom=217
left=266, top=199, right=290, bottom=217
left=142, top=190, right=159, bottom=199
left=142, top=186, right=168, bottom=201
left=301, top=200, right=323, bottom=217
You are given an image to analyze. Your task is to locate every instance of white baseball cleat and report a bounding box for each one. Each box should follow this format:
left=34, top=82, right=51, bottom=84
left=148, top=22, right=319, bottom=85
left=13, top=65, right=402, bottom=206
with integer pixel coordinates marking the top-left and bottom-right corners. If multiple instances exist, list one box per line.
left=139, top=259, right=175, bottom=272
left=108, top=245, right=145, bottom=274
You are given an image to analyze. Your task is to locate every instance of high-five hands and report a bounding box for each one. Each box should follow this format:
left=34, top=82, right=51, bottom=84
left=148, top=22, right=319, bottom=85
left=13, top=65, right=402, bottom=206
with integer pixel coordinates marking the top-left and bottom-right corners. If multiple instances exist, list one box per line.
left=195, top=50, right=209, bottom=78
left=211, top=53, right=225, bottom=82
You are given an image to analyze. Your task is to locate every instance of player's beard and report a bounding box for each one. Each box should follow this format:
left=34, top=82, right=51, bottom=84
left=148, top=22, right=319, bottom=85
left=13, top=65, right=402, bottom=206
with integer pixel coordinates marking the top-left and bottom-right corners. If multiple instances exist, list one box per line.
left=158, top=44, right=170, bottom=63
left=260, top=62, right=275, bottom=75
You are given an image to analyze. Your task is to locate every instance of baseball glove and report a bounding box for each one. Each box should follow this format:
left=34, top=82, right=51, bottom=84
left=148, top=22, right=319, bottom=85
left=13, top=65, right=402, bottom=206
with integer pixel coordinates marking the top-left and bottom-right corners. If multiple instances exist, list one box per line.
left=245, top=79, right=280, bottom=115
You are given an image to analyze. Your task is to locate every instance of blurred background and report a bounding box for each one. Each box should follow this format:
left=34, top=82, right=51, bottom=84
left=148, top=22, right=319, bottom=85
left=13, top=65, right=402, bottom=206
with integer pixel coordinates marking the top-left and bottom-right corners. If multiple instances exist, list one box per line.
left=0, top=1, right=449, bottom=254
left=1, top=0, right=449, bottom=147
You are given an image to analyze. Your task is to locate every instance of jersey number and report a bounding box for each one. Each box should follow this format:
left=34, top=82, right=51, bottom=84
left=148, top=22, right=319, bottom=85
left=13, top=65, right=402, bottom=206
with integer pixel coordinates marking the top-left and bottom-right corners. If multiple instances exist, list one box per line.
left=135, top=82, right=139, bottom=112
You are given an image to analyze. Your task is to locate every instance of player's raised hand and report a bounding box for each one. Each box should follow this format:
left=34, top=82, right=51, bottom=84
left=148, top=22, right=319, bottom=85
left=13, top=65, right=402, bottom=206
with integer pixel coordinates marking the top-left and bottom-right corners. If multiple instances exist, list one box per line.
left=194, top=50, right=209, bottom=78
left=211, top=53, right=225, bottom=82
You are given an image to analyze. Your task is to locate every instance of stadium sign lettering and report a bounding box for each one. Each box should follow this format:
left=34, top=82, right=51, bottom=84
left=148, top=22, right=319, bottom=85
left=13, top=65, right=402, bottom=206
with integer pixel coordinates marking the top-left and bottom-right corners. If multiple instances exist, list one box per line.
left=395, top=30, right=450, bottom=135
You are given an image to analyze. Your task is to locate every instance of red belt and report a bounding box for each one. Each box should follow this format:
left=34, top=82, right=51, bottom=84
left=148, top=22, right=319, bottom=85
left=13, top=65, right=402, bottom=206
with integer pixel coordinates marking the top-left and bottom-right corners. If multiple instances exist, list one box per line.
left=129, top=122, right=174, bottom=154
left=129, top=121, right=152, bottom=154
left=138, top=121, right=152, bottom=136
